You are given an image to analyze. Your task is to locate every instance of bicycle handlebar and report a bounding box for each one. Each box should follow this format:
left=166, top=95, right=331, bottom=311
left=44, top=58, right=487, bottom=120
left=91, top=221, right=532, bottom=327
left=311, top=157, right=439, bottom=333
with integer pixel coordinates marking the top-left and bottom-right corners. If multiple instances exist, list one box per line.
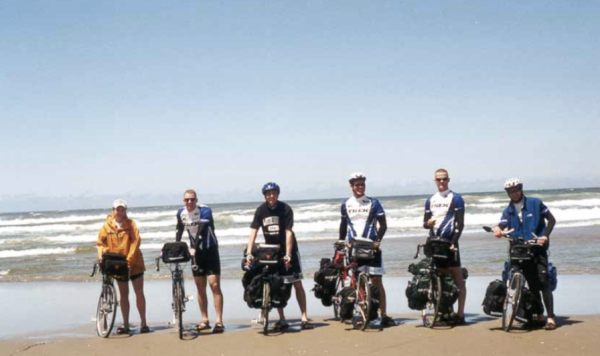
left=90, top=263, right=99, bottom=278
left=155, top=257, right=160, bottom=272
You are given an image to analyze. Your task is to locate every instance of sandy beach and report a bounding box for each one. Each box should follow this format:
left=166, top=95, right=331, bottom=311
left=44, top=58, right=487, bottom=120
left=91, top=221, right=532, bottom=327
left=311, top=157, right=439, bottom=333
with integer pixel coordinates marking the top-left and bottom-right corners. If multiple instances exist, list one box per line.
left=2, top=314, right=599, bottom=356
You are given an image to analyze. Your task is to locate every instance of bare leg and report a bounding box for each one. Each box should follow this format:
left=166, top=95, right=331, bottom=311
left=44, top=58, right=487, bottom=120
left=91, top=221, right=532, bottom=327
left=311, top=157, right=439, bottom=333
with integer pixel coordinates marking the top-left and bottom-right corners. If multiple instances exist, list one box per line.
left=446, top=267, right=466, bottom=317
left=117, top=280, right=130, bottom=329
left=372, top=276, right=387, bottom=316
left=194, top=276, right=209, bottom=324
left=208, top=274, right=224, bottom=325
left=131, top=276, right=147, bottom=326
left=293, top=281, right=309, bottom=322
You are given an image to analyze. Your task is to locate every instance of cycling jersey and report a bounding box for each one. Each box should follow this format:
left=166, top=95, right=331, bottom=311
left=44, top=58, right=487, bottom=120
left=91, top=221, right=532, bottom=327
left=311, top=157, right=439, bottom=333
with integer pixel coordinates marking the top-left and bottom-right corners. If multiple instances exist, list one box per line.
left=424, top=190, right=465, bottom=243
left=498, top=196, right=550, bottom=243
left=340, top=195, right=385, bottom=242
left=176, top=205, right=218, bottom=250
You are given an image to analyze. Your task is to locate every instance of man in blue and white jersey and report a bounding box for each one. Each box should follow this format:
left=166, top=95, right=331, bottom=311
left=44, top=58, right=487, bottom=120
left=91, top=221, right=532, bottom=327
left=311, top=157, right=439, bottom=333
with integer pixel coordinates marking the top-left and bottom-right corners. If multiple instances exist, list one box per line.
left=175, top=189, right=224, bottom=333
left=493, top=178, right=557, bottom=330
left=339, top=172, right=395, bottom=327
left=423, top=168, right=466, bottom=325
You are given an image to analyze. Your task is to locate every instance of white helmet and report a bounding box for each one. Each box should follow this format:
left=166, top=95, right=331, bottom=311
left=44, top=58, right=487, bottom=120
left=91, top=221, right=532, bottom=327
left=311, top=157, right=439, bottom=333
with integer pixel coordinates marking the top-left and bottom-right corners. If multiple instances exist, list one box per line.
left=348, top=172, right=367, bottom=184
left=504, top=178, right=523, bottom=190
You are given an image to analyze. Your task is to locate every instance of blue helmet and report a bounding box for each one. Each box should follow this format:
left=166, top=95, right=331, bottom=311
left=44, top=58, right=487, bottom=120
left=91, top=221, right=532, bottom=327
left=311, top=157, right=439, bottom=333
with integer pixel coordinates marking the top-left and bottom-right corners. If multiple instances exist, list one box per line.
left=262, top=182, right=280, bottom=195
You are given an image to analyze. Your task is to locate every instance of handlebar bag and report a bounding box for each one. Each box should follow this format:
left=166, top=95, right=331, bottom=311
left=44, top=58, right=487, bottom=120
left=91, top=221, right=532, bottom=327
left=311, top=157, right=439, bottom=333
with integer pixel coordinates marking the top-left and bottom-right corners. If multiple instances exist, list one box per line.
left=162, top=242, right=191, bottom=263
left=101, top=253, right=129, bottom=277
left=351, top=239, right=375, bottom=260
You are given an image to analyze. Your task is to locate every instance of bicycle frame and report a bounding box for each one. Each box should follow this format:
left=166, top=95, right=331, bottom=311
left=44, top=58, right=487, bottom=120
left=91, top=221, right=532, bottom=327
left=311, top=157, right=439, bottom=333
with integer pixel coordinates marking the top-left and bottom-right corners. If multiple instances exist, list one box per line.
left=156, top=257, right=192, bottom=339
left=90, top=263, right=119, bottom=338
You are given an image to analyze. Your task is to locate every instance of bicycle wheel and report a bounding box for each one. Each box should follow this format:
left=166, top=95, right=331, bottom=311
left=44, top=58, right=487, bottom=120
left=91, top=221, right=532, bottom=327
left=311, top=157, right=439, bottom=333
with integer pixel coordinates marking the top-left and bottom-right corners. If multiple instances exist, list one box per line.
left=354, top=273, right=371, bottom=331
left=422, top=275, right=441, bottom=328
left=174, top=280, right=184, bottom=339
left=333, top=276, right=344, bottom=320
left=262, top=281, right=270, bottom=335
left=96, top=284, right=117, bottom=338
left=502, top=272, right=523, bottom=332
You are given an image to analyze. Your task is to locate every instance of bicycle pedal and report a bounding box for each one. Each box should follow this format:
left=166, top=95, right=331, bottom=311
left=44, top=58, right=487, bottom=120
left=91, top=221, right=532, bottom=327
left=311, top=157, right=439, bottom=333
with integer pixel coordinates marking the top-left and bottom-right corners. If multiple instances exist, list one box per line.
left=91, top=317, right=97, bottom=322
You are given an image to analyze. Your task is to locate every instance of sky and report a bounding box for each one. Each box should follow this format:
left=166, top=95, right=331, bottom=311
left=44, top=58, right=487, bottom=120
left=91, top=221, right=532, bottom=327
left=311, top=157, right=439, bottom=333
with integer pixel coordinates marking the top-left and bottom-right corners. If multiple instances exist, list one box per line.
left=1, top=0, right=599, bottom=212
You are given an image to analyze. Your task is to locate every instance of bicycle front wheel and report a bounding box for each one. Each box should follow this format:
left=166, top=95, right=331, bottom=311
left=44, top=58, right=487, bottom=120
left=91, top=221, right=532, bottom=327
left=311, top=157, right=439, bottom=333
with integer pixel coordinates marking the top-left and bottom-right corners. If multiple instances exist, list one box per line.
left=333, top=276, right=344, bottom=320
left=503, top=272, right=523, bottom=332
left=422, top=275, right=441, bottom=328
left=262, top=282, right=270, bottom=335
left=354, top=273, right=371, bottom=331
left=96, top=284, right=117, bottom=338
left=174, top=280, right=184, bottom=339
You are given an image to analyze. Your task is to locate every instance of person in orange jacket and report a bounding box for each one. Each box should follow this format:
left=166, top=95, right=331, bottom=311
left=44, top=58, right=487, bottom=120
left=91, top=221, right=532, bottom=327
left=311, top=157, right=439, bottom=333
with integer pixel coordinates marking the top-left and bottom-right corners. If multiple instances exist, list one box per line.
left=97, top=199, right=149, bottom=334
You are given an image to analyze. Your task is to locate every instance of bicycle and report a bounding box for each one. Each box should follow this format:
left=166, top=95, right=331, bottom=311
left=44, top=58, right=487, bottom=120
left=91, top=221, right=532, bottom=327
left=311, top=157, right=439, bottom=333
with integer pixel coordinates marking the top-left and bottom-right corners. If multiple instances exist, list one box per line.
left=335, top=238, right=376, bottom=331
left=90, top=253, right=128, bottom=338
left=330, top=241, right=348, bottom=320
left=246, top=244, right=283, bottom=336
left=413, top=239, right=454, bottom=328
left=483, top=226, right=542, bottom=332
left=157, top=241, right=193, bottom=339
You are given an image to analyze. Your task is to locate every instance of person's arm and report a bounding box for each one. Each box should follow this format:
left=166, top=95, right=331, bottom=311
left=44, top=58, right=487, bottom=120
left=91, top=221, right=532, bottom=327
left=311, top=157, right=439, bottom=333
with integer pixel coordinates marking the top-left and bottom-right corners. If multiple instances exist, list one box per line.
left=493, top=209, right=510, bottom=238
left=376, top=215, right=387, bottom=242
left=451, top=209, right=465, bottom=246
left=175, top=212, right=184, bottom=242
left=423, top=198, right=434, bottom=229
left=284, top=229, right=293, bottom=269
left=537, top=208, right=556, bottom=245
left=245, top=228, right=259, bottom=265
left=97, top=226, right=108, bottom=261
left=127, top=220, right=141, bottom=267
left=339, top=202, right=348, bottom=240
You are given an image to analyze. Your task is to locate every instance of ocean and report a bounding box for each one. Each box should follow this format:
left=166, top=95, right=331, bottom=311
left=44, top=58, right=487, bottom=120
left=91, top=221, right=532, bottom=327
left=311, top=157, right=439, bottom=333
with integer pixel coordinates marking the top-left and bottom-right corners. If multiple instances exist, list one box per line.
left=1, top=188, right=599, bottom=282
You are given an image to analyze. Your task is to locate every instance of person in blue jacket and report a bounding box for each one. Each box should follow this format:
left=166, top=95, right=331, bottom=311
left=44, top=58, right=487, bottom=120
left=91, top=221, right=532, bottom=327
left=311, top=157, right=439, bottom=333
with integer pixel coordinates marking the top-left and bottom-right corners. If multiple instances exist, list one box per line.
left=493, top=178, right=557, bottom=330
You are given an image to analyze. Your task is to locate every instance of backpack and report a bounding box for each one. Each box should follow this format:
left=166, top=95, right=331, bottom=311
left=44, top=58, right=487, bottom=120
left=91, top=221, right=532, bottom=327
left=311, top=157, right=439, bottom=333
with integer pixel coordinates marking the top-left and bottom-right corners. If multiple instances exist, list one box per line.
left=337, top=287, right=356, bottom=320
left=482, top=279, right=506, bottom=316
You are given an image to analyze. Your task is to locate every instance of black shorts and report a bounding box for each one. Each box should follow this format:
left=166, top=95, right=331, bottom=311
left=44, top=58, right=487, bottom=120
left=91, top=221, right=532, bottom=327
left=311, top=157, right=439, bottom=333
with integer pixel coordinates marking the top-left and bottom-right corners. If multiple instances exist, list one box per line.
left=433, top=244, right=461, bottom=269
left=356, top=249, right=385, bottom=276
left=116, top=272, right=144, bottom=283
left=192, top=247, right=221, bottom=277
left=278, top=250, right=303, bottom=284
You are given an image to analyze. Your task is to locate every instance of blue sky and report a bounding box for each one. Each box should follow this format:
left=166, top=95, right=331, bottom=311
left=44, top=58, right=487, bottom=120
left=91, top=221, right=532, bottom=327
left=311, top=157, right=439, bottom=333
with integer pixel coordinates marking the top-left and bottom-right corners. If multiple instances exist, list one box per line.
left=1, top=0, right=599, bottom=212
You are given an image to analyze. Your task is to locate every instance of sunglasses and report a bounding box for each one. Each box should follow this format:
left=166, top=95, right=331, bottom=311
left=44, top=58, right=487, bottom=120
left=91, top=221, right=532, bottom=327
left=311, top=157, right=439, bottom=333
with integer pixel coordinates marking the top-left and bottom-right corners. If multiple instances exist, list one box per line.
left=184, top=198, right=196, bottom=202
left=435, top=178, right=449, bottom=182
left=353, top=183, right=366, bottom=187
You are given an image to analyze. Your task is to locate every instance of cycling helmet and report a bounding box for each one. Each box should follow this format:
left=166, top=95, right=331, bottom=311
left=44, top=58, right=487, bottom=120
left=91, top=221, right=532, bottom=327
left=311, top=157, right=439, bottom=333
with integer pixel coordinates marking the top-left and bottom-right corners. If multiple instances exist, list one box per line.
left=504, top=178, right=523, bottom=191
left=348, top=172, right=367, bottom=184
left=262, top=182, right=280, bottom=195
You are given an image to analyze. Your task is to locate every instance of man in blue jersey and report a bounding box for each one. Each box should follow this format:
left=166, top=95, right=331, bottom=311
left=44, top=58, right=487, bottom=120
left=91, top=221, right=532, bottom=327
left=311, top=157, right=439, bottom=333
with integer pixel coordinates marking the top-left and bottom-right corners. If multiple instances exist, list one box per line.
left=423, top=168, right=466, bottom=325
left=492, top=178, right=557, bottom=330
left=176, top=189, right=224, bottom=333
left=339, top=172, right=395, bottom=327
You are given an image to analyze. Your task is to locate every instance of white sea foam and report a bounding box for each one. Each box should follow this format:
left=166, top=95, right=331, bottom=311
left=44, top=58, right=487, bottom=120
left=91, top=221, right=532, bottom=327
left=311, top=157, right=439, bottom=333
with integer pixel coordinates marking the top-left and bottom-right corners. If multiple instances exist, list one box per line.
left=547, top=199, right=600, bottom=208
left=45, top=234, right=98, bottom=243
left=0, top=270, right=9, bottom=276
left=0, top=248, right=76, bottom=259
left=0, top=214, right=106, bottom=227
left=0, top=223, right=103, bottom=235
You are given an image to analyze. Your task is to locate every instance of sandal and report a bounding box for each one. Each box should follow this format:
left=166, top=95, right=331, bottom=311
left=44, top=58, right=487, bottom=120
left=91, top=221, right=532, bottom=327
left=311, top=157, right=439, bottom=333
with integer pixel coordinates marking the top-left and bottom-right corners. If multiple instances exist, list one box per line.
left=452, top=316, right=466, bottom=326
left=273, top=321, right=289, bottom=332
left=300, top=321, right=314, bottom=330
left=380, top=316, right=396, bottom=328
left=140, top=325, right=150, bottom=334
left=116, top=326, right=130, bottom=335
left=195, top=321, right=211, bottom=332
left=544, top=322, right=557, bottom=331
left=212, top=323, right=225, bottom=334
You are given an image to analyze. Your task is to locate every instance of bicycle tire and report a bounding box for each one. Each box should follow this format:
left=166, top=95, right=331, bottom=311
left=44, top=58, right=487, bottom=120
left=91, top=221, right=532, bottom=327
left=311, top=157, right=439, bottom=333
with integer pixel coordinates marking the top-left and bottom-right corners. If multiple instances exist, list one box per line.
left=503, top=272, right=523, bottom=332
left=422, top=275, right=441, bottom=328
left=175, top=280, right=184, bottom=339
left=262, top=281, right=270, bottom=336
left=354, top=273, right=371, bottom=331
left=96, top=283, right=117, bottom=338
left=333, top=276, right=344, bottom=320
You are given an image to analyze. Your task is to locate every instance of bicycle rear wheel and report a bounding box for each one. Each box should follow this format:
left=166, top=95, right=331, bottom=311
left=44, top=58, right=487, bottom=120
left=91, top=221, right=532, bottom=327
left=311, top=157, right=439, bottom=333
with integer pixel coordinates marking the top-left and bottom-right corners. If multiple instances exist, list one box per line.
left=174, top=280, right=184, bottom=339
left=503, top=273, right=523, bottom=332
left=96, top=284, right=117, bottom=338
left=333, top=276, right=344, bottom=320
left=262, top=282, right=270, bottom=335
left=354, top=273, right=371, bottom=331
left=422, top=275, right=441, bottom=328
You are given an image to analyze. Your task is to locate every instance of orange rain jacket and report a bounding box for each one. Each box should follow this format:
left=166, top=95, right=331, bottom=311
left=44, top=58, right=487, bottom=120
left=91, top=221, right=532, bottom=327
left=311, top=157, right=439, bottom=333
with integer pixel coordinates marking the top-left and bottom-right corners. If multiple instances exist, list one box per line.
left=97, top=213, right=145, bottom=276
